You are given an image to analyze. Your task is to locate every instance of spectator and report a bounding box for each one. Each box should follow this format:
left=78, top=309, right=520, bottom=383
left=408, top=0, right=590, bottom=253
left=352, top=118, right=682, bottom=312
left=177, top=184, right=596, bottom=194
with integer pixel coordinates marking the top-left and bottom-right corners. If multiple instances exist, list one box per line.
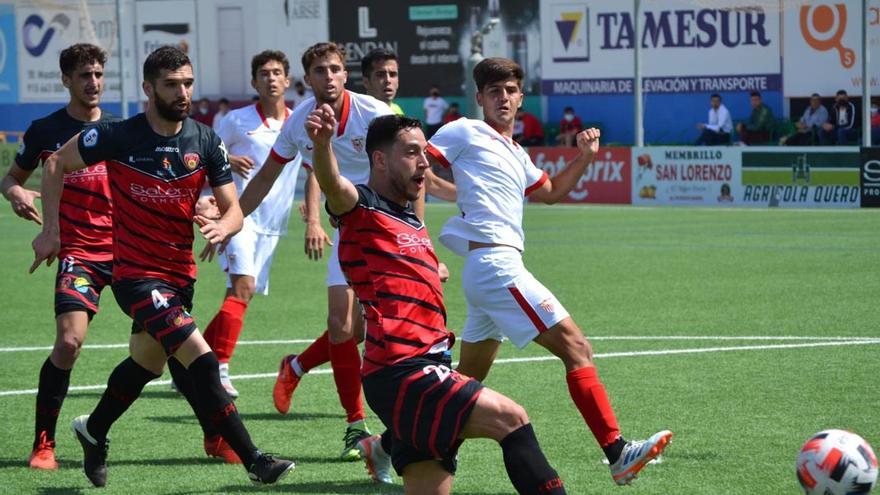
left=780, top=93, right=828, bottom=146
left=555, top=106, right=583, bottom=147
left=288, top=80, right=312, bottom=108
left=736, top=91, right=774, bottom=145
left=819, top=90, right=858, bottom=145
left=192, top=97, right=213, bottom=126
left=423, top=85, right=449, bottom=138
left=212, top=97, right=230, bottom=129
left=443, top=102, right=462, bottom=123
left=695, top=93, right=732, bottom=145
left=513, top=108, right=544, bottom=146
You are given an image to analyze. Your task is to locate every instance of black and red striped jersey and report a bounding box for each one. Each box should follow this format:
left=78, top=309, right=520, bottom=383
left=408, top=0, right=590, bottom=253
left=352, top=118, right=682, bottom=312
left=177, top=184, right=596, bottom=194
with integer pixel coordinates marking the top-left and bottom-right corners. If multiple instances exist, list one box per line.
left=15, top=108, right=118, bottom=262
left=77, top=114, right=232, bottom=288
left=332, top=185, right=450, bottom=375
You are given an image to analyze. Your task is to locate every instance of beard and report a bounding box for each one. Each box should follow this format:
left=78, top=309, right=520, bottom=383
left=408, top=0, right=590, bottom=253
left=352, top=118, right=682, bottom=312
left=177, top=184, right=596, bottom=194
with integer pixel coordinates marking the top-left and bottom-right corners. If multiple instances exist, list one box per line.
left=153, top=91, right=190, bottom=122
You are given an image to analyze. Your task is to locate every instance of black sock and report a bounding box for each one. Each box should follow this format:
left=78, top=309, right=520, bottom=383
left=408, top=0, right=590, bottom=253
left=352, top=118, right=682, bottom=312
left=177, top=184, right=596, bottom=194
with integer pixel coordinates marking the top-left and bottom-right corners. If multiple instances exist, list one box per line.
left=380, top=429, right=392, bottom=454
left=187, top=352, right=258, bottom=466
left=34, top=357, right=71, bottom=448
left=603, top=436, right=626, bottom=465
left=499, top=424, right=566, bottom=495
left=87, top=357, right=159, bottom=442
left=168, top=357, right=217, bottom=437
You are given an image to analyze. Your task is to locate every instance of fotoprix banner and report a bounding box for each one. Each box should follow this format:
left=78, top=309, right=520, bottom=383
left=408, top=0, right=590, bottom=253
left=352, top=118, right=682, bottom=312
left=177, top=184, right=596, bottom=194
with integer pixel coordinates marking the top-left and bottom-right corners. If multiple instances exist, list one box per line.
left=328, top=0, right=541, bottom=97
left=15, top=1, right=125, bottom=102
left=740, top=149, right=861, bottom=208
left=540, top=0, right=782, bottom=96
left=135, top=0, right=198, bottom=101
left=528, top=146, right=630, bottom=204
left=631, top=147, right=740, bottom=206
left=783, top=0, right=880, bottom=97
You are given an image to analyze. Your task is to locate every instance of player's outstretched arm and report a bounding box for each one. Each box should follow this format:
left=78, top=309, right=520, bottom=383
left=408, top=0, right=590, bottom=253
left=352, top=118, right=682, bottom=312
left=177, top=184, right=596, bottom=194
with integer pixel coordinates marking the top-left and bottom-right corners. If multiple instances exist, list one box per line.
left=1, top=163, right=41, bottom=224
left=197, top=182, right=243, bottom=247
left=529, top=128, right=599, bottom=205
left=306, top=104, right=358, bottom=216
left=238, top=154, right=285, bottom=218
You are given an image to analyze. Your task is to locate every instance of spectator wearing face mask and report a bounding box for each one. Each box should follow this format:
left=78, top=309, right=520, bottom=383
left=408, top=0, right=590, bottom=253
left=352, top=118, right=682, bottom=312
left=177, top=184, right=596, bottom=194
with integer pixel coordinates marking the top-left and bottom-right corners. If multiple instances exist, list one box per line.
left=819, top=89, right=858, bottom=145
left=423, top=85, right=449, bottom=138
left=555, top=106, right=583, bottom=147
left=192, top=97, right=214, bottom=126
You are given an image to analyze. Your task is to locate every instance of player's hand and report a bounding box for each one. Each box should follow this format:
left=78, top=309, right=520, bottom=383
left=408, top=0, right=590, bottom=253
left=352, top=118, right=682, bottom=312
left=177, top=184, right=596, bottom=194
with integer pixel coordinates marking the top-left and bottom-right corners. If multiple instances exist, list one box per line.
left=298, top=201, right=309, bottom=223
left=198, top=242, right=218, bottom=262
left=438, top=262, right=450, bottom=283
left=696, top=123, right=706, bottom=130
left=305, top=221, right=332, bottom=261
left=576, top=128, right=600, bottom=157
left=195, top=195, right=221, bottom=220
left=305, top=104, right=336, bottom=146
left=229, top=155, right=255, bottom=179
left=30, top=229, right=60, bottom=273
left=195, top=215, right=233, bottom=246
left=8, top=186, right=42, bottom=225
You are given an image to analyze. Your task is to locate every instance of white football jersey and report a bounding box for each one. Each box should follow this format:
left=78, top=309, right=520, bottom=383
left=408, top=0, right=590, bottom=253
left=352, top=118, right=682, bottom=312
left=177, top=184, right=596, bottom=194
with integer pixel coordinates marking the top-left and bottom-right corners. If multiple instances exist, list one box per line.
left=427, top=118, right=549, bottom=256
left=216, top=103, right=301, bottom=235
left=270, top=90, right=393, bottom=186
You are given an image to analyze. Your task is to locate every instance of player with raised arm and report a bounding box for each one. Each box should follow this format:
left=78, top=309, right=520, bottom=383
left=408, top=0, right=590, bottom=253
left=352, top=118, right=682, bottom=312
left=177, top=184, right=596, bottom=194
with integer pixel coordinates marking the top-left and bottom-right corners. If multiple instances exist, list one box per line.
left=198, top=50, right=302, bottom=398
left=30, top=46, right=293, bottom=488
left=0, top=43, right=115, bottom=471
left=426, top=58, right=672, bottom=486
left=309, top=107, right=566, bottom=495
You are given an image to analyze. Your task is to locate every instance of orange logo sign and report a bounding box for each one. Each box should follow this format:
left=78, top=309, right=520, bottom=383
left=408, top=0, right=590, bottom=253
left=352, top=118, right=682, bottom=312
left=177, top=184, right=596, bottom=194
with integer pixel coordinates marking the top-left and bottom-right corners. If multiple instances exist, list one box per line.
left=800, top=3, right=855, bottom=68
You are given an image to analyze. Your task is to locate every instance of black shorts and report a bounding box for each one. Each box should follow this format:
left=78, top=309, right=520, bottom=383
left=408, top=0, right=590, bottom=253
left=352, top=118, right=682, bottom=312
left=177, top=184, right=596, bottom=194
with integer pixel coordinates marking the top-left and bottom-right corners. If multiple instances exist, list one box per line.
left=363, top=353, right=484, bottom=476
left=112, top=278, right=197, bottom=355
left=54, top=256, right=113, bottom=318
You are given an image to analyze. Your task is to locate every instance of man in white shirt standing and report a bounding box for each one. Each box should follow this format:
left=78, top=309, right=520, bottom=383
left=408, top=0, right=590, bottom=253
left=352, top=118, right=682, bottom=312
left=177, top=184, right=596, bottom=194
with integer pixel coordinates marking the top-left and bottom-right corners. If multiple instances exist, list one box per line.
left=425, top=57, right=672, bottom=486
left=199, top=50, right=301, bottom=403
left=695, top=93, right=732, bottom=145
left=422, top=85, right=449, bottom=138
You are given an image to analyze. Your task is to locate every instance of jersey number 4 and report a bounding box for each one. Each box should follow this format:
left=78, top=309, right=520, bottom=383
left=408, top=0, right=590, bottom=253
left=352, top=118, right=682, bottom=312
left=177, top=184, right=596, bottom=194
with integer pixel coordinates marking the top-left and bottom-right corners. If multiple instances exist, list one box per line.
left=151, top=289, right=170, bottom=310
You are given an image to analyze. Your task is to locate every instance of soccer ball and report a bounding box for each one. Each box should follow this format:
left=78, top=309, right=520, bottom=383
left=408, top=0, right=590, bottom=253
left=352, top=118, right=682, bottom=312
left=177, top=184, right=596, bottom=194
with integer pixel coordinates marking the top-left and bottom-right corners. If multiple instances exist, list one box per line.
left=797, top=429, right=878, bottom=495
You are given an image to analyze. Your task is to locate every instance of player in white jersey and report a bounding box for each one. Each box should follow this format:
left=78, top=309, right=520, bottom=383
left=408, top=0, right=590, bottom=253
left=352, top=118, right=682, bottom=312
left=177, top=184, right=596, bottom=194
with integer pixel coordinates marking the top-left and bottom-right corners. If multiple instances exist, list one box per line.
left=426, top=58, right=672, bottom=486
left=196, top=51, right=301, bottom=406
left=239, top=42, right=454, bottom=461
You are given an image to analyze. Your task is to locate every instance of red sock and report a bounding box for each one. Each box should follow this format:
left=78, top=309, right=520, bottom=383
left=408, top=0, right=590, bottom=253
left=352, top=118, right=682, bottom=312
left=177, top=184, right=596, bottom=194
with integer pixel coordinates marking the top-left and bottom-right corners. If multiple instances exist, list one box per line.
left=566, top=366, right=620, bottom=447
left=296, top=331, right=331, bottom=373
left=329, top=338, right=365, bottom=423
left=203, top=296, right=248, bottom=363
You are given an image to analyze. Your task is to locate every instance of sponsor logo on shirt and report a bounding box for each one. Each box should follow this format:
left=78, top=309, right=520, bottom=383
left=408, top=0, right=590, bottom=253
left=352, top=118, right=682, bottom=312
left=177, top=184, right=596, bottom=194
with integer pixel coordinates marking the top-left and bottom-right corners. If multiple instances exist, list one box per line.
left=396, top=232, right=432, bottom=254
left=83, top=128, right=98, bottom=148
left=155, top=146, right=179, bottom=152
left=184, top=152, right=200, bottom=170
left=129, top=183, right=196, bottom=204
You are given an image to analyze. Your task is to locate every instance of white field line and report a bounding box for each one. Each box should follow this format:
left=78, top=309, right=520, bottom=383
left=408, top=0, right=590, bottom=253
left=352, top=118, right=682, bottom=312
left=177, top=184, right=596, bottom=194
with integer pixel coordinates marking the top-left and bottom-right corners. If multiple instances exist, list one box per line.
left=0, top=335, right=875, bottom=353
left=1, top=338, right=878, bottom=398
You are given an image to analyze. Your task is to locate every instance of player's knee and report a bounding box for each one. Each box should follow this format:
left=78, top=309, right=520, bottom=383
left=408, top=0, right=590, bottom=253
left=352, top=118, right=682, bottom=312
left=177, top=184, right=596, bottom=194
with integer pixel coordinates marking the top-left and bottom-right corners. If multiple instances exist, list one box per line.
left=497, top=398, right=529, bottom=434
left=231, top=280, right=256, bottom=302
left=327, top=315, right=353, bottom=343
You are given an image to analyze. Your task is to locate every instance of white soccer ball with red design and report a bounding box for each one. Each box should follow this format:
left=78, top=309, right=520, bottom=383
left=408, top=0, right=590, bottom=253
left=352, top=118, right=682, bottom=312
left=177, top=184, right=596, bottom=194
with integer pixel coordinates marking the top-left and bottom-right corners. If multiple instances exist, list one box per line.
left=797, top=429, right=878, bottom=495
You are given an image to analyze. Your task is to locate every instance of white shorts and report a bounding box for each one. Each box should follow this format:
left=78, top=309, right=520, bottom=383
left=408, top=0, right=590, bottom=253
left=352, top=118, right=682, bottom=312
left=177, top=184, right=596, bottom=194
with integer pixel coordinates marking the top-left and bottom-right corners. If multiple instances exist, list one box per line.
left=461, top=246, right=569, bottom=348
left=219, top=225, right=281, bottom=296
left=326, top=229, right=347, bottom=287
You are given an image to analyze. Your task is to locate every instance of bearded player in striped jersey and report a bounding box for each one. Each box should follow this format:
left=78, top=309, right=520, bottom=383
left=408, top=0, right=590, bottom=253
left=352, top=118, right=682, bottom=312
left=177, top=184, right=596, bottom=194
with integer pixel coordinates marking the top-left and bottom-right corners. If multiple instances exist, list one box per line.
left=306, top=108, right=566, bottom=495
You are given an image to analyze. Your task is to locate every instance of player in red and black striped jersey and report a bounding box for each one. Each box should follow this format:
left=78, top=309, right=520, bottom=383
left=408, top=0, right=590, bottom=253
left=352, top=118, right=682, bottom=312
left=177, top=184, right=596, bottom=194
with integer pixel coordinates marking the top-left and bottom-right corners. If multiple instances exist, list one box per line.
left=307, top=109, right=565, bottom=494
left=31, top=46, right=293, bottom=488
left=1, top=44, right=118, bottom=471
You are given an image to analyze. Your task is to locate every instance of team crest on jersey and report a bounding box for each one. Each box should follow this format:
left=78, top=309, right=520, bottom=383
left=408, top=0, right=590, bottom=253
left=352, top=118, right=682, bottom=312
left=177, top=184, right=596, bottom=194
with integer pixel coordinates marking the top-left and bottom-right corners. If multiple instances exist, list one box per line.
left=184, top=152, right=201, bottom=170
left=539, top=299, right=555, bottom=313
left=351, top=137, right=365, bottom=153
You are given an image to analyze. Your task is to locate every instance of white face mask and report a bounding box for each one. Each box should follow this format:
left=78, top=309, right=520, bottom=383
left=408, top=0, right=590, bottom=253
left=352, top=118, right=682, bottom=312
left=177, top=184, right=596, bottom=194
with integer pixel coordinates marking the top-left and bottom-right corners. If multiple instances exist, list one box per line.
left=199, top=107, right=209, bottom=115
left=564, top=113, right=574, bottom=122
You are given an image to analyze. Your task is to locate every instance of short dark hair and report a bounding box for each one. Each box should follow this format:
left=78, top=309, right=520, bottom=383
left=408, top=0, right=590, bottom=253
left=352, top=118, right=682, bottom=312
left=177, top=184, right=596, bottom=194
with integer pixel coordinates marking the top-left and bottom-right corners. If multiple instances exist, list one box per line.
left=366, top=115, right=423, bottom=168
left=219, top=97, right=229, bottom=104
left=810, top=93, right=821, bottom=99
left=710, top=93, right=721, bottom=100
left=301, top=42, right=345, bottom=74
left=361, top=48, right=398, bottom=78
left=143, top=45, right=191, bottom=84
left=564, top=106, right=574, bottom=113
left=836, top=89, right=847, bottom=96
left=251, top=49, right=290, bottom=80
left=59, top=43, right=107, bottom=76
left=473, top=58, right=523, bottom=92
left=750, top=91, right=761, bottom=98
